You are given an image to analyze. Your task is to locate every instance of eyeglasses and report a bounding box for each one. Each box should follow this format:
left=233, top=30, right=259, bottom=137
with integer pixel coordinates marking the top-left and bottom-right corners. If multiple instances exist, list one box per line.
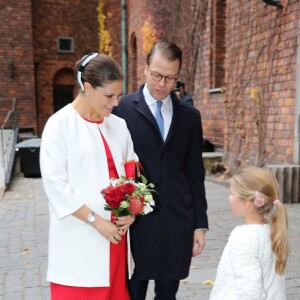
left=148, top=70, right=177, bottom=84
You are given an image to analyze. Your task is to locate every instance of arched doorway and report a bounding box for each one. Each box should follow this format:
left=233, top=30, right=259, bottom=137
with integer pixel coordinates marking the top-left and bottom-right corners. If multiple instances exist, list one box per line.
left=53, top=68, right=75, bottom=112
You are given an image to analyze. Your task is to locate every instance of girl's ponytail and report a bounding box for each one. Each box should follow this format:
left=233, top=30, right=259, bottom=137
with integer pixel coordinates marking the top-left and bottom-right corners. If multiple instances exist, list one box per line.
left=270, top=202, right=288, bottom=274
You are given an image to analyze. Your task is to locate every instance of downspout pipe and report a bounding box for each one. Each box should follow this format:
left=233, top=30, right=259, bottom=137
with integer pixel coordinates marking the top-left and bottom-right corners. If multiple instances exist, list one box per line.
left=121, top=0, right=127, bottom=94
left=294, top=15, right=300, bottom=164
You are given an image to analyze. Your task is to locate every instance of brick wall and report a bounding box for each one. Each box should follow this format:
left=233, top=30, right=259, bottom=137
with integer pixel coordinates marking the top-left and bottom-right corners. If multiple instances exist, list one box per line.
left=0, top=1, right=36, bottom=131
left=193, top=0, right=227, bottom=147
left=192, top=0, right=299, bottom=165
left=101, top=0, right=122, bottom=64
left=222, top=0, right=298, bottom=165
left=0, top=0, right=99, bottom=134
left=32, top=0, right=99, bottom=134
left=126, top=0, right=150, bottom=90
left=101, top=0, right=200, bottom=92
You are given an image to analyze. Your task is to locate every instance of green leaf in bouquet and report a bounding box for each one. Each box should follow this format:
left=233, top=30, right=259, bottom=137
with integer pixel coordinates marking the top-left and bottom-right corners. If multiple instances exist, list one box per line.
left=116, top=209, right=131, bottom=217
left=141, top=174, right=148, bottom=185
left=104, top=205, right=113, bottom=211
left=119, top=175, right=127, bottom=181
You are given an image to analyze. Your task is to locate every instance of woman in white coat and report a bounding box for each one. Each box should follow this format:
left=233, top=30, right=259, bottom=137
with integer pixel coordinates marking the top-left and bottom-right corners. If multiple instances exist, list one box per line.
left=40, top=53, right=137, bottom=300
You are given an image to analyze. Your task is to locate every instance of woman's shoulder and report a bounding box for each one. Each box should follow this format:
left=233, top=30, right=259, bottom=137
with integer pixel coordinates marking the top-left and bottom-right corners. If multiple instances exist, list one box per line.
left=46, top=104, right=75, bottom=124
left=42, top=104, right=78, bottom=137
left=106, top=113, right=126, bottom=126
left=107, top=113, right=125, bottom=121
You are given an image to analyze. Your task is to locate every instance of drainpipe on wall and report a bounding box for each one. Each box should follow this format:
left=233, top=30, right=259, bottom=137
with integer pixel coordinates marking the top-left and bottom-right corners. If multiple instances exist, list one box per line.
left=121, top=0, right=127, bottom=94
left=34, top=60, right=39, bottom=135
left=294, top=17, right=300, bottom=164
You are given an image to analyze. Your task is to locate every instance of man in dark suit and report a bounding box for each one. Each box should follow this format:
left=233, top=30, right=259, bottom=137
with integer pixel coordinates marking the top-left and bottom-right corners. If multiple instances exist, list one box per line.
left=114, top=41, right=208, bottom=300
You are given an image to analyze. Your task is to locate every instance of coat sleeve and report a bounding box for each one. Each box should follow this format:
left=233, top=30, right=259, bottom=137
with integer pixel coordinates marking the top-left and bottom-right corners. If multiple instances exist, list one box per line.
left=185, top=110, right=208, bottom=229
left=40, top=117, right=84, bottom=219
left=229, top=229, right=266, bottom=299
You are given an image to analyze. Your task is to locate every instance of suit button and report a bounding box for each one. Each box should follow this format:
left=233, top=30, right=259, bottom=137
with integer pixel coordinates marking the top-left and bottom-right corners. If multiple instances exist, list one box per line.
left=159, top=179, right=164, bottom=184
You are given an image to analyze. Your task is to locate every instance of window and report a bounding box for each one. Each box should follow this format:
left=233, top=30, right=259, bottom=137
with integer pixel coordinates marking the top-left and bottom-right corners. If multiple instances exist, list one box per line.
left=210, top=0, right=226, bottom=89
left=57, top=37, right=74, bottom=53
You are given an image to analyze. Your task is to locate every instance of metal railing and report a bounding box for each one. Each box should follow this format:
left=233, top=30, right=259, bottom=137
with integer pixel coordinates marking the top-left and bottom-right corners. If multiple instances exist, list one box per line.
left=0, top=97, right=18, bottom=188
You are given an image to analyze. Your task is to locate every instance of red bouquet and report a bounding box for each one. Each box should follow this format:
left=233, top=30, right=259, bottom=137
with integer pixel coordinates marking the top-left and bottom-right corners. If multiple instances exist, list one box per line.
left=101, top=176, right=155, bottom=217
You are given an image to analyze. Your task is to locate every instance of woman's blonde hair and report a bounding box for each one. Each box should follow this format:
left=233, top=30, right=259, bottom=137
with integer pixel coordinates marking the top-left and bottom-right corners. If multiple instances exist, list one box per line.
left=231, top=165, right=288, bottom=274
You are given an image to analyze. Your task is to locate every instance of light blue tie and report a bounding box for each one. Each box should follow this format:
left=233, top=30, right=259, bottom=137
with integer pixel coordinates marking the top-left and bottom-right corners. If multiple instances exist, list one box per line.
left=155, top=100, right=164, bottom=139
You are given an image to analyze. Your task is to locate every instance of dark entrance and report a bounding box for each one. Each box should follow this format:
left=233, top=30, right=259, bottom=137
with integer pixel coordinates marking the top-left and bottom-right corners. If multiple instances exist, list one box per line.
left=53, top=85, right=74, bottom=112
left=53, top=68, right=75, bottom=113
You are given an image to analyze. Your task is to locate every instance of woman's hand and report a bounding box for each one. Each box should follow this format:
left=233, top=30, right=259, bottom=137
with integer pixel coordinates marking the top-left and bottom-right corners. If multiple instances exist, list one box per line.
left=72, top=205, right=133, bottom=244
left=114, top=215, right=136, bottom=233
left=94, top=217, right=124, bottom=244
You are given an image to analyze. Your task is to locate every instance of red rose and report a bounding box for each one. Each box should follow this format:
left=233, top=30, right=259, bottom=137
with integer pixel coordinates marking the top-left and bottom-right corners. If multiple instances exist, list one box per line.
left=103, top=186, right=124, bottom=208
left=122, top=183, right=136, bottom=196
left=101, top=184, right=114, bottom=195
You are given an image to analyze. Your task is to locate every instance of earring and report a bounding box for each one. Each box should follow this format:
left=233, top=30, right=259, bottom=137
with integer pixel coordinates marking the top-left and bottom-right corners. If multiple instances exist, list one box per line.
left=85, top=91, right=89, bottom=96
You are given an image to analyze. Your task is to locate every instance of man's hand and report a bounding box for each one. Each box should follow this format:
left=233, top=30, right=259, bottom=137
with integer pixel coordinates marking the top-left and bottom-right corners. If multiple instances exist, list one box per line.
left=192, top=230, right=206, bottom=257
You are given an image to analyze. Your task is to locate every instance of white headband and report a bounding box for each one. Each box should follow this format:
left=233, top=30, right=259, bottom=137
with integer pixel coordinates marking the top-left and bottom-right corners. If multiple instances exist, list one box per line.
left=76, top=52, right=98, bottom=91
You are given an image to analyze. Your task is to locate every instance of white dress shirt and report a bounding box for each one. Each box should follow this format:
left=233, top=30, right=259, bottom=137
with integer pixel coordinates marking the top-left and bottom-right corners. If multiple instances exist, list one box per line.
left=143, top=84, right=173, bottom=141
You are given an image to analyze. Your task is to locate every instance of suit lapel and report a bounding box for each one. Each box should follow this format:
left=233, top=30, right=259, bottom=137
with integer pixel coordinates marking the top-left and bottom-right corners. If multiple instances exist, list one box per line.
left=134, top=87, right=163, bottom=139
left=164, top=96, right=186, bottom=146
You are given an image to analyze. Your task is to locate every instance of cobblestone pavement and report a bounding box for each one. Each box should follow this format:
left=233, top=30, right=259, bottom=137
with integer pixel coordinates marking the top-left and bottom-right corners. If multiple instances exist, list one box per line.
left=0, top=172, right=299, bottom=300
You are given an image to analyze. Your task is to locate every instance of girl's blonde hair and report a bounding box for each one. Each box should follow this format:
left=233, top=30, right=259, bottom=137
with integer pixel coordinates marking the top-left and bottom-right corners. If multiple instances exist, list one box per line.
left=231, top=165, right=288, bottom=274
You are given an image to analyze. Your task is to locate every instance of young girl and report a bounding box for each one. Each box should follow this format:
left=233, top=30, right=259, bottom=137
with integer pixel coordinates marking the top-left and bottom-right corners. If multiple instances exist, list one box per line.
left=210, top=166, right=288, bottom=300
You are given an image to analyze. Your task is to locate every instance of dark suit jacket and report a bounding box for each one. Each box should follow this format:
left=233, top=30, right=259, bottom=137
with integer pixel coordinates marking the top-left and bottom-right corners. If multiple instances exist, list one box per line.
left=114, top=85, right=208, bottom=280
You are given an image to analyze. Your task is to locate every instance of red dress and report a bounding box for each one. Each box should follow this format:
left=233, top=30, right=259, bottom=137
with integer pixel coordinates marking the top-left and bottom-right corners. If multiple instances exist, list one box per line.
left=51, top=119, right=130, bottom=300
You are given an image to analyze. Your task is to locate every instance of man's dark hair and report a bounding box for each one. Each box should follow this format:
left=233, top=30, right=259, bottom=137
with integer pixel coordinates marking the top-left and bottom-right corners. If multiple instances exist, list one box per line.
left=176, top=80, right=185, bottom=89
left=147, top=41, right=182, bottom=70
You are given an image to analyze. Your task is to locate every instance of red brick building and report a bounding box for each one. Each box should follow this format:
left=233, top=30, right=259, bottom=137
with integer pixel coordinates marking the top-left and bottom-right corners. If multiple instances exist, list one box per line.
left=1, top=0, right=300, bottom=170
left=0, top=0, right=99, bottom=134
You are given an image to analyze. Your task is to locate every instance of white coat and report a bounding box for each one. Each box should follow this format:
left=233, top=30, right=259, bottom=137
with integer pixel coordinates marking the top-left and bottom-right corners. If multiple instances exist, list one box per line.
left=40, top=104, right=138, bottom=287
left=210, top=224, right=286, bottom=300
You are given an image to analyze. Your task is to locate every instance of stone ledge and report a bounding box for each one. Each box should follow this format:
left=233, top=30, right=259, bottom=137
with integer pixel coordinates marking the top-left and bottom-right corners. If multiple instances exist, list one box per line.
left=202, top=151, right=223, bottom=158
left=266, top=164, right=300, bottom=203
left=202, top=152, right=223, bottom=175
left=0, top=187, right=4, bottom=201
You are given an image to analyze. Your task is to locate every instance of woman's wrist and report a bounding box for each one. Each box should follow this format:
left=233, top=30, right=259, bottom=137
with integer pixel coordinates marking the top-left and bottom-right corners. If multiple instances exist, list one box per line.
left=86, top=210, right=96, bottom=225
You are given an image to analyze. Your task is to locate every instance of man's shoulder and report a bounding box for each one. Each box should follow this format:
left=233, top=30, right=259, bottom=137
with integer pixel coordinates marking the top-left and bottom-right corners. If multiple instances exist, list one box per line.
left=117, top=93, right=137, bottom=111
left=178, top=98, right=199, bottom=115
left=114, top=88, right=141, bottom=117
left=120, top=86, right=143, bottom=104
left=120, top=92, right=136, bottom=103
left=181, top=92, right=193, bottom=101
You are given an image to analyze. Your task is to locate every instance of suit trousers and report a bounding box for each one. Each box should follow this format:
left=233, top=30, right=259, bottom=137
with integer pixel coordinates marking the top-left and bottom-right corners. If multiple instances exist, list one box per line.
left=128, top=278, right=179, bottom=300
